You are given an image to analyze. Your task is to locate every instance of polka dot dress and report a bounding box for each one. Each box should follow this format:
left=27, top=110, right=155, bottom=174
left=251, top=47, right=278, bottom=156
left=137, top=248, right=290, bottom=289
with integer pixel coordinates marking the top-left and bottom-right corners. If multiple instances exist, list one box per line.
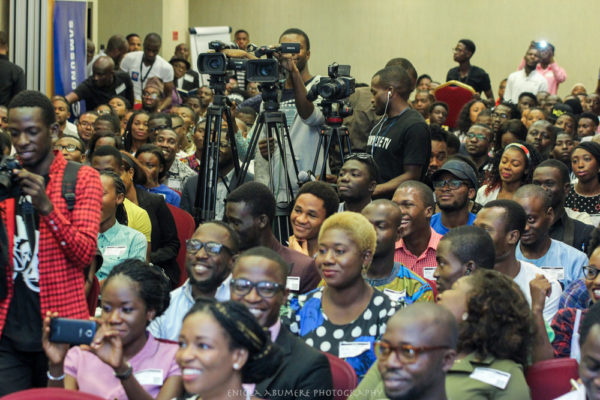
left=282, top=287, right=402, bottom=380
left=565, top=184, right=600, bottom=226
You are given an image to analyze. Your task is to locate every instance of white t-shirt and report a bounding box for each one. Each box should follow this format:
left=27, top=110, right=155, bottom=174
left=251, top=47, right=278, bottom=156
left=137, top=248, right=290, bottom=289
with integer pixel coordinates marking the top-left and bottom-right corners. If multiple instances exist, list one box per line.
left=119, top=51, right=174, bottom=104
left=513, top=260, right=562, bottom=323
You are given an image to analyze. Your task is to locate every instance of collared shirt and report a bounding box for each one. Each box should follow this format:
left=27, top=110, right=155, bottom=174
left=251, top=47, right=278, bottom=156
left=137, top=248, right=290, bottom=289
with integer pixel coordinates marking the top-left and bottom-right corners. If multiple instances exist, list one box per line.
left=148, top=276, right=231, bottom=341
left=552, top=307, right=589, bottom=359
left=166, top=158, right=196, bottom=192
left=394, top=227, right=441, bottom=279
left=504, top=69, right=549, bottom=104
left=96, top=221, right=147, bottom=280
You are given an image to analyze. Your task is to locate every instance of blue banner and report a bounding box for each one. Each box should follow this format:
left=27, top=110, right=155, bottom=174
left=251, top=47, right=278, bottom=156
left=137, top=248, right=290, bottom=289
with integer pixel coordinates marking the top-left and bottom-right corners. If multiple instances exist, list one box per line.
left=53, top=0, right=86, bottom=113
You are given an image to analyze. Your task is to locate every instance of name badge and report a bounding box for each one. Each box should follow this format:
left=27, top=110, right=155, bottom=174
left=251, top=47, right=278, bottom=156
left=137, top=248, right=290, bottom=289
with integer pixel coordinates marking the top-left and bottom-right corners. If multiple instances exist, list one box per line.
left=115, top=83, right=126, bottom=94
left=469, top=367, right=511, bottom=389
left=286, top=276, right=300, bottom=291
left=383, top=288, right=406, bottom=303
left=134, top=369, right=164, bottom=386
left=184, top=74, right=194, bottom=82
left=541, top=266, right=564, bottom=282
left=104, top=246, right=127, bottom=257
left=338, top=341, right=371, bottom=359
left=422, top=267, right=436, bottom=280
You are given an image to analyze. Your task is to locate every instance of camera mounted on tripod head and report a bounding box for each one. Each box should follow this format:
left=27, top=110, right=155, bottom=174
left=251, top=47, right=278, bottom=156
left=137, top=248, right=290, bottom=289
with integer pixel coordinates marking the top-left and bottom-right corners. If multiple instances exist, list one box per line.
left=308, top=63, right=356, bottom=123
left=197, top=41, right=246, bottom=96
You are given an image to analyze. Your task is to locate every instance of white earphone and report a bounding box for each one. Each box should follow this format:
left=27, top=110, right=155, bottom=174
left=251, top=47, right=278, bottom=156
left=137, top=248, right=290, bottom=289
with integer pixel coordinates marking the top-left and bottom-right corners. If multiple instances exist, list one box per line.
left=387, top=91, right=391, bottom=98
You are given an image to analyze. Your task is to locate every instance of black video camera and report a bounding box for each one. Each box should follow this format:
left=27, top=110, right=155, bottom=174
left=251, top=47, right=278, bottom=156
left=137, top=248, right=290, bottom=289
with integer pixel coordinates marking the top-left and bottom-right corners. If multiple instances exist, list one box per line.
left=0, top=156, right=22, bottom=201
left=246, top=43, right=301, bottom=84
left=307, top=63, right=355, bottom=102
left=197, top=41, right=247, bottom=75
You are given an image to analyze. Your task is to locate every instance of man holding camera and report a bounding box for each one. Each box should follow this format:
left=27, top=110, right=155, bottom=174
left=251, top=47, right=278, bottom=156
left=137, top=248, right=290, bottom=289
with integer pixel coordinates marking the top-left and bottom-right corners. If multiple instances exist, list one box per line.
left=0, top=91, right=102, bottom=395
left=516, top=41, right=566, bottom=95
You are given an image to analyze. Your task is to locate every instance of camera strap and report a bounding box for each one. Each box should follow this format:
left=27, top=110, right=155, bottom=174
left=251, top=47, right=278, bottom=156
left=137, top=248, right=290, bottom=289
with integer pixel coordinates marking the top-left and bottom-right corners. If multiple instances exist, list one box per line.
left=61, top=161, right=81, bottom=212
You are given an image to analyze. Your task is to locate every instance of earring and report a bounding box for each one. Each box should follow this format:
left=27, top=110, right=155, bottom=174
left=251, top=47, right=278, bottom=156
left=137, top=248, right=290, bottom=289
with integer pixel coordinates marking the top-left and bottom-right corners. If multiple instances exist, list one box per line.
left=233, top=363, right=240, bottom=370
left=462, top=312, right=469, bottom=321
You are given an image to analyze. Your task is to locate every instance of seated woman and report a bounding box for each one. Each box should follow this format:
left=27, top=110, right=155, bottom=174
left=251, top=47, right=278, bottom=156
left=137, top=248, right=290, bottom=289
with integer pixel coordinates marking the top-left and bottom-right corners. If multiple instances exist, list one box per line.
left=123, top=111, right=150, bottom=155
left=351, top=269, right=531, bottom=399
left=96, top=171, right=147, bottom=280
left=552, top=239, right=600, bottom=360
left=176, top=300, right=282, bottom=400
left=42, top=260, right=183, bottom=400
left=476, top=141, right=541, bottom=205
left=283, top=211, right=401, bottom=380
left=88, top=131, right=124, bottom=160
left=566, top=142, right=600, bottom=227
left=135, top=144, right=181, bottom=207
left=108, top=95, right=132, bottom=135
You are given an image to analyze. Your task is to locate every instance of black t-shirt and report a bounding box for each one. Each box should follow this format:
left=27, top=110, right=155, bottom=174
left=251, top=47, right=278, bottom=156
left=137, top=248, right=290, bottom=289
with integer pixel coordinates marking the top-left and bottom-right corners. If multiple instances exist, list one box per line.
left=549, top=213, right=594, bottom=253
left=446, top=65, right=492, bottom=94
left=73, top=71, right=134, bottom=111
left=367, top=108, right=431, bottom=183
left=3, top=197, right=42, bottom=351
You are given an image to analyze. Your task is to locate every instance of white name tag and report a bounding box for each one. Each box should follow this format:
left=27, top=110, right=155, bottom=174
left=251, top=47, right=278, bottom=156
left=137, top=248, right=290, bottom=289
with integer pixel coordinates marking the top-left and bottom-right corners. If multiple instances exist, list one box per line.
left=383, top=288, right=406, bottom=303
left=104, top=246, right=127, bottom=256
left=184, top=74, right=194, bottom=82
left=115, top=83, right=126, bottom=94
left=338, top=341, right=371, bottom=359
left=134, top=369, right=164, bottom=386
left=541, top=266, right=564, bottom=282
left=423, top=267, right=436, bottom=280
left=286, top=276, right=300, bottom=291
left=469, top=367, right=511, bottom=389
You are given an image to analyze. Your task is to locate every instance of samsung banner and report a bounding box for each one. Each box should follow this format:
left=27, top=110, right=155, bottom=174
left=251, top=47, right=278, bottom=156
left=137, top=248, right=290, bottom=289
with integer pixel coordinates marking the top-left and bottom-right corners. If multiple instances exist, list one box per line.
left=53, top=0, right=86, bottom=114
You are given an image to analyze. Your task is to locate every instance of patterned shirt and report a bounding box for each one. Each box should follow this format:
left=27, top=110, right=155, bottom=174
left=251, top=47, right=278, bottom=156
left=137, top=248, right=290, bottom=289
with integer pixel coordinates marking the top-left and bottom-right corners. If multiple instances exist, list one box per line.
left=559, top=279, right=590, bottom=310
left=165, top=158, right=196, bottom=192
left=180, top=154, right=201, bottom=173
left=366, top=262, right=433, bottom=304
left=565, top=183, right=600, bottom=227
left=394, top=227, right=442, bottom=280
left=283, top=287, right=401, bottom=380
left=551, top=307, right=589, bottom=358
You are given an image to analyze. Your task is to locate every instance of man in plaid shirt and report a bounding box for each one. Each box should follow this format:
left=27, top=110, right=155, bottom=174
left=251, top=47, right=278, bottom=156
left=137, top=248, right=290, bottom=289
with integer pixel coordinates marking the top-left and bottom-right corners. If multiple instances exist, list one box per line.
left=0, top=91, right=102, bottom=395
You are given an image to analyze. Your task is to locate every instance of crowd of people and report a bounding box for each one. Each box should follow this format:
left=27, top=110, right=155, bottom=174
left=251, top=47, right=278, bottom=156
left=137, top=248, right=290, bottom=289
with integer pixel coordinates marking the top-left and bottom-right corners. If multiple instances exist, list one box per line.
left=1, top=25, right=600, bottom=400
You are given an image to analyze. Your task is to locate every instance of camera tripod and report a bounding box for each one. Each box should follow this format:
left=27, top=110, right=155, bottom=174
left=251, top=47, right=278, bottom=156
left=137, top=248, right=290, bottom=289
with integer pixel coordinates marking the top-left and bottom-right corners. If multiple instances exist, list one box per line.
left=193, top=77, right=241, bottom=223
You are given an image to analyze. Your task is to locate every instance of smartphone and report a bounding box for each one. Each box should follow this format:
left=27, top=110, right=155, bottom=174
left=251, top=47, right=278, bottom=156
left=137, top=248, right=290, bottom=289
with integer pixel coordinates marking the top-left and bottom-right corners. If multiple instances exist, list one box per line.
left=49, top=318, right=97, bottom=345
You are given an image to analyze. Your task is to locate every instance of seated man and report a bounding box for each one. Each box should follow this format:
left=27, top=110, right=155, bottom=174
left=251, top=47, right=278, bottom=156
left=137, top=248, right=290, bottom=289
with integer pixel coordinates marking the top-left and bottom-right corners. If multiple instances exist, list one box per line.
left=141, top=77, right=164, bottom=114
left=426, top=126, right=448, bottom=180
left=76, top=111, right=98, bottom=146
left=430, top=159, right=478, bottom=235
left=362, top=200, right=433, bottom=303
left=225, top=181, right=320, bottom=294
left=148, top=221, right=239, bottom=340
left=464, top=123, right=493, bottom=186
left=532, top=160, right=594, bottom=252
left=153, top=128, right=195, bottom=192
left=433, top=225, right=495, bottom=293
left=96, top=171, right=147, bottom=280
left=513, top=185, right=588, bottom=288
left=526, top=120, right=556, bottom=160
left=349, top=303, right=458, bottom=400
left=474, top=199, right=562, bottom=323
left=53, top=135, right=86, bottom=163
left=392, top=181, right=441, bottom=282
left=230, top=247, right=334, bottom=400
left=289, top=181, right=339, bottom=258
left=337, top=153, right=378, bottom=212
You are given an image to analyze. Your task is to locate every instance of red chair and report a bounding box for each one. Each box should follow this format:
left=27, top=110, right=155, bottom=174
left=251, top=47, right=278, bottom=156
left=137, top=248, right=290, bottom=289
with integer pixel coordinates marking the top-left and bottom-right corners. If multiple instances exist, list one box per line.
left=1, top=388, right=105, bottom=400
left=167, top=204, right=196, bottom=287
left=322, top=352, right=358, bottom=400
left=433, top=80, right=476, bottom=129
left=526, top=358, right=579, bottom=400
left=85, top=276, right=100, bottom=316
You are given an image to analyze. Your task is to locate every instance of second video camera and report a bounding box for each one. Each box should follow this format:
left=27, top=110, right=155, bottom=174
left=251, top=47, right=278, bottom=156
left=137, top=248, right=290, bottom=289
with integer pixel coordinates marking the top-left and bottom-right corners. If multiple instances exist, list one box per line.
left=197, top=41, right=246, bottom=75
left=307, top=63, right=355, bottom=102
left=246, top=43, right=301, bottom=83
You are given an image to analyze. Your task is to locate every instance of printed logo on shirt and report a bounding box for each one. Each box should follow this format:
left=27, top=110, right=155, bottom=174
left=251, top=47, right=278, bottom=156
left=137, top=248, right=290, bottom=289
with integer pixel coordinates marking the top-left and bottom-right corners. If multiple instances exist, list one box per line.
left=131, top=71, right=139, bottom=82
left=13, top=198, right=40, bottom=293
left=367, top=135, right=392, bottom=150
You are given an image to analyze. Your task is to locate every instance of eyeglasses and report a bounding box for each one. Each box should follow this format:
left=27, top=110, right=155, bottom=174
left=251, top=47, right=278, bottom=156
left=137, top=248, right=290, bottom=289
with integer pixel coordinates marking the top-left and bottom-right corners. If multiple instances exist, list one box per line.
left=142, top=91, right=159, bottom=99
left=433, top=179, right=466, bottom=190
left=185, top=239, right=232, bottom=256
left=583, top=265, right=600, bottom=280
left=492, top=112, right=509, bottom=119
left=345, top=153, right=375, bottom=163
left=466, top=132, right=489, bottom=141
left=54, top=144, right=82, bottom=153
left=375, top=341, right=450, bottom=364
left=149, top=124, right=169, bottom=133
left=78, top=121, right=93, bottom=128
left=230, top=278, right=283, bottom=298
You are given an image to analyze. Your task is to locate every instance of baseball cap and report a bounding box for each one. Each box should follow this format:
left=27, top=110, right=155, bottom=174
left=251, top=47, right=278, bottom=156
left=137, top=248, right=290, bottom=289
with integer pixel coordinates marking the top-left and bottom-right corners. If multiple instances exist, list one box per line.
left=431, top=159, right=479, bottom=190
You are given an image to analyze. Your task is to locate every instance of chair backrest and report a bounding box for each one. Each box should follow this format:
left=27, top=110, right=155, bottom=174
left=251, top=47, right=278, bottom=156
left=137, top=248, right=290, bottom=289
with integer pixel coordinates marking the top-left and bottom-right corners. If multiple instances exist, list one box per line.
left=433, top=80, right=476, bottom=129
left=1, top=388, right=106, bottom=400
left=167, top=203, right=196, bottom=287
left=323, top=352, right=358, bottom=400
left=525, top=357, right=579, bottom=400
left=86, top=275, right=100, bottom=316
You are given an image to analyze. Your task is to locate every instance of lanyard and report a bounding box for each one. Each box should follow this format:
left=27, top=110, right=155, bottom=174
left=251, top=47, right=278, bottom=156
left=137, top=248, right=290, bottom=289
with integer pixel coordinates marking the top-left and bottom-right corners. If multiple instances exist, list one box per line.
left=139, top=58, right=155, bottom=90
left=370, top=109, right=407, bottom=156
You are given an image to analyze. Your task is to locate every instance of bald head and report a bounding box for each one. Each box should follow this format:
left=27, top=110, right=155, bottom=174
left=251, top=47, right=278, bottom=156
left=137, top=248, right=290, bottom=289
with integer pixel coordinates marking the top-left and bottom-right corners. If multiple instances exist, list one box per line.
left=92, top=56, right=115, bottom=87
left=514, top=184, right=552, bottom=208
left=94, top=55, right=114, bottom=72
left=391, top=303, right=458, bottom=347
left=364, top=199, right=401, bottom=225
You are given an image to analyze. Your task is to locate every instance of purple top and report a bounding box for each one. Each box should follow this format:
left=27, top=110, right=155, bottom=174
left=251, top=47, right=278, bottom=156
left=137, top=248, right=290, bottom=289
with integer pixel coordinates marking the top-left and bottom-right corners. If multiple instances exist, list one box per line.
left=64, top=332, right=180, bottom=399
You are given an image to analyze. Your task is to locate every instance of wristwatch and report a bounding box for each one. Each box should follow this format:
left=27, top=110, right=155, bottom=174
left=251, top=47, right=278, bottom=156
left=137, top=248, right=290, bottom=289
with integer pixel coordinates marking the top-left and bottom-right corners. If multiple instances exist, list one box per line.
left=114, top=362, right=133, bottom=380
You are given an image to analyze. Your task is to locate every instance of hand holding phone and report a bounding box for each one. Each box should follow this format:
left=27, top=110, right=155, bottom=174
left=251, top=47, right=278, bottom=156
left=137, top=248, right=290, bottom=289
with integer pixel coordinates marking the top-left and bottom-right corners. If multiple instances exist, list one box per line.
left=49, top=317, right=97, bottom=345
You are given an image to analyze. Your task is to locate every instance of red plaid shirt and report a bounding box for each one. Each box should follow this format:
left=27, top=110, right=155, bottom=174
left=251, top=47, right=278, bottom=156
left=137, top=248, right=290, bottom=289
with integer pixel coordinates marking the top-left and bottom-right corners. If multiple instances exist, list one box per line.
left=394, top=227, right=442, bottom=277
left=0, top=152, right=102, bottom=336
left=551, top=307, right=589, bottom=358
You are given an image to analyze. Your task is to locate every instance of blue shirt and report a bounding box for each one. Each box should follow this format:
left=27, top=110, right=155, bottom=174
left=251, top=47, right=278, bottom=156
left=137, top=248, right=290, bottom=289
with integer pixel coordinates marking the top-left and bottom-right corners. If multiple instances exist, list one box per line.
left=430, top=212, right=476, bottom=235
left=148, top=277, right=231, bottom=341
left=559, top=279, right=590, bottom=310
left=139, top=184, right=181, bottom=207
left=516, top=239, right=588, bottom=288
left=96, top=221, right=147, bottom=280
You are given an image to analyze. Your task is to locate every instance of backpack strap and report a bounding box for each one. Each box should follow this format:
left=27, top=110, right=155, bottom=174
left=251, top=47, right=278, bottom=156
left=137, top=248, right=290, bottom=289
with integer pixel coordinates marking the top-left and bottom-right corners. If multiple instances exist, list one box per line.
left=62, top=161, right=81, bottom=211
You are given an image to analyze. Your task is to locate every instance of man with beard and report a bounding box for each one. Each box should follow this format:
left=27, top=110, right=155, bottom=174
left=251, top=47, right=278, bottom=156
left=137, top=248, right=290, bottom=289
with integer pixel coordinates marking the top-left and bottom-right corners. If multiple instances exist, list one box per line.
left=430, top=159, right=478, bottom=235
left=224, top=181, right=320, bottom=294
left=141, top=77, right=164, bottom=114
left=148, top=221, right=239, bottom=341
left=362, top=200, right=433, bottom=304
left=504, top=47, right=548, bottom=104
left=368, top=65, right=430, bottom=198
left=348, top=303, right=457, bottom=400
left=464, top=123, right=493, bottom=186
left=337, top=153, right=378, bottom=212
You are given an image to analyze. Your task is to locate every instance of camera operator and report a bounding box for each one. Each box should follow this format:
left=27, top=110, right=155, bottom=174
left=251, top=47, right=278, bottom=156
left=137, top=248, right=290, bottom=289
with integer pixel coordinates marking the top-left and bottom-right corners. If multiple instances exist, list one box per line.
left=223, top=28, right=326, bottom=201
left=0, top=91, right=102, bottom=395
